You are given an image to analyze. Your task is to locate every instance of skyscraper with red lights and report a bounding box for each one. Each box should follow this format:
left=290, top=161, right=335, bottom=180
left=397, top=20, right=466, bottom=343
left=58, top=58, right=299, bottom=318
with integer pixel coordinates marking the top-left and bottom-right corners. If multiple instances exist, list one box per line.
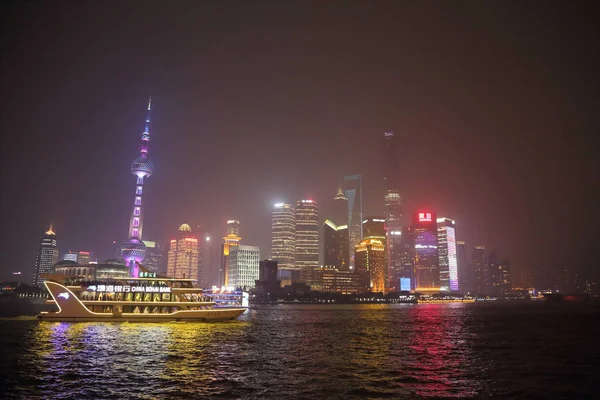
left=412, top=212, right=440, bottom=291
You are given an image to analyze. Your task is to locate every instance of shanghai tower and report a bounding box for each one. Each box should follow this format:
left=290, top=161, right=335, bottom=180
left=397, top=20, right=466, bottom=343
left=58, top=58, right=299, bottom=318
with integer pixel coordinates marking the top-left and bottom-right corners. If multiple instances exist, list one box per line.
left=383, top=132, right=404, bottom=289
left=120, top=98, right=154, bottom=277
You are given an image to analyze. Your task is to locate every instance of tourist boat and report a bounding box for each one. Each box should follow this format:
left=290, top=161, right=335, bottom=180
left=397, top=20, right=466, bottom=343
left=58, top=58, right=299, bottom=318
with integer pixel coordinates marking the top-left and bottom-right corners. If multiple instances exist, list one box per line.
left=38, top=277, right=246, bottom=322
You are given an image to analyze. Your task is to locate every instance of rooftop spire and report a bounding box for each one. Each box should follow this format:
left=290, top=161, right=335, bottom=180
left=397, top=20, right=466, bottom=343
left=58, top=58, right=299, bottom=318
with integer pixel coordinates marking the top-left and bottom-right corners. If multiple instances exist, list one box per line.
left=46, top=224, right=55, bottom=235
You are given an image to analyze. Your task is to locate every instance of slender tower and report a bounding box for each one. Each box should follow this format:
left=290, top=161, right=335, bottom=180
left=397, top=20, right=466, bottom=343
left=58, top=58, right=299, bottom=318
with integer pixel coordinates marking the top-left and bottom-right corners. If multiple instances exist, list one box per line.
left=383, top=132, right=404, bottom=289
left=120, top=98, right=155, bottom=277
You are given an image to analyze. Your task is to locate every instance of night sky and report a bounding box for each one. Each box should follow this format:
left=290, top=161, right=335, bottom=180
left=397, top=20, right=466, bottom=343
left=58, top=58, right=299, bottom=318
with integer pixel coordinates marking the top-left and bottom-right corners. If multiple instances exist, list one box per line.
left=1, top=1, right=598, bottom=284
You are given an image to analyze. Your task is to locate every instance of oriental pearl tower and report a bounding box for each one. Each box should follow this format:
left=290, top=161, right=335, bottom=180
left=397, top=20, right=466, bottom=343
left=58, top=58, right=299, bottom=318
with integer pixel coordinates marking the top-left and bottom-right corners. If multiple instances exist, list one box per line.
left=120, top=98, right=154, bottom=277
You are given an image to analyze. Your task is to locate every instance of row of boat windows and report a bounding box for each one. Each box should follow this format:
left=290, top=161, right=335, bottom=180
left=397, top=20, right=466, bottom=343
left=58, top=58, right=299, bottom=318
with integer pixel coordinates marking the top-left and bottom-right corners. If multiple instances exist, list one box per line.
left=79, top=292, right=211, bottom=302
left=88, top=306, right=212, bottom=314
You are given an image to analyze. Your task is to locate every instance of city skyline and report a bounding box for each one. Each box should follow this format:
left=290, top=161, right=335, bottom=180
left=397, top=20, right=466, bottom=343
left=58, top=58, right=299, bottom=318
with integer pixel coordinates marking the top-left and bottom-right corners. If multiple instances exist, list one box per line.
left=1, top=2, right=597, bottom=288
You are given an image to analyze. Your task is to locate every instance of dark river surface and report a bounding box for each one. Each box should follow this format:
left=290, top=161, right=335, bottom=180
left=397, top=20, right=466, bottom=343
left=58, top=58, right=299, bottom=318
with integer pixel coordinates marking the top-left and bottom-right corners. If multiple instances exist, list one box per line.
left=1, top=301, right=599, bottom=399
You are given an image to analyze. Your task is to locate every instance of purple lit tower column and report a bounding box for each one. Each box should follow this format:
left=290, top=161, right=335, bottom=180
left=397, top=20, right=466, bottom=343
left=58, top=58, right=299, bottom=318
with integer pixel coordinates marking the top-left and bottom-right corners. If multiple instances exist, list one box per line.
left=120, top=98, right=155, bottom=277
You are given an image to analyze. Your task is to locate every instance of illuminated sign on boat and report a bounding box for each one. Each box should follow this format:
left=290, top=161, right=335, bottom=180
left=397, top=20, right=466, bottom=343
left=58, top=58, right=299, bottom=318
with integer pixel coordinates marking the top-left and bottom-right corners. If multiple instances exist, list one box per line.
left=86, top=285, right=171, bottom=293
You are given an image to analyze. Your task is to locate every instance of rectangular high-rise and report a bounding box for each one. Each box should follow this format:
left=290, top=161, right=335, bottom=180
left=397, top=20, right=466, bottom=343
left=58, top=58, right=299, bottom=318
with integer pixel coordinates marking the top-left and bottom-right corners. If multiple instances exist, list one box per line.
left=473, top=246, right=487, bottom=294
left=271, top=203, right=296, bottom=282
left=355, top=238, right=386, bottom=292
left=412, top=212, right=440, bottom=291
left=77, top=251, right=91, bottom=265
left=228, top=245, right=260, bottom=290
left=456, top=240, right=471, bottom=293
left=323, top=220, right=349, bottom=270
left=143, top=240, right=165, bottom=274
left=382, top=132, right=404, bottom=291
left=295, top=200, right=319, bottom=270
left=221, top=220, right=241, bottom=287
left=437, top=217, right=459, bottom=292
left=344, top=174, right=362, bottom=270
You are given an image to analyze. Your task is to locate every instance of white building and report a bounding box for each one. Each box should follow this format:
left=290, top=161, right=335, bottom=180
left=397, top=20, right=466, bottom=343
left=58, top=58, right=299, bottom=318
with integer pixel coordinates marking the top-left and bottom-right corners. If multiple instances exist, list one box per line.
left=228, top=245, right=260, bottom=290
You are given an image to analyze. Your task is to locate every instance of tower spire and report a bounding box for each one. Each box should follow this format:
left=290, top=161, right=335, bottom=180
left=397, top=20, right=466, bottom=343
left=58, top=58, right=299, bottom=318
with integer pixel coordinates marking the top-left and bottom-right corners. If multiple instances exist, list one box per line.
left=120, top=99, right=156, bottom=275
left=141, top=96, right=151, bottom=157
left=46, top=224, right=55, bottom=235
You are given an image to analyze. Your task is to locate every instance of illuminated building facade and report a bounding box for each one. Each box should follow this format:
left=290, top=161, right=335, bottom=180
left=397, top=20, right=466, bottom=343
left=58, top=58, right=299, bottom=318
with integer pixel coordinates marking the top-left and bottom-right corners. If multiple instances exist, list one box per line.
left=77, top=251, right=91, bottom=265
left=323, top=220, right=349, bottom=270
left=473, top=246, right=487, bottom=294
left=120, top=99, right=154, bottom=277
left=271, top=203, right=296, bottom=281
left=363, top=216, right=387, bottom=290
left=167, top=223, right=200, bottom=283
left=412, top=212, right=440, bottom=291
left=355, top=238, right=386, bottom=292
left=32, top=225, right=59, bottom=287
left=344, top=174, right=363, bottom=270
left=437, top=217, right=459, bottom=291
left=382, top=132, right=404, bottom=290
left=303, top=266, right=363, bottom=294
left=62, top=251, right=78, bottom=262
left=228, top=245, right=260, bottom=290
left=295, top=200, right=319, bottom=271
left=142, top=240, right=165, bottom=274
left=220, top=220, right=241, bottom=287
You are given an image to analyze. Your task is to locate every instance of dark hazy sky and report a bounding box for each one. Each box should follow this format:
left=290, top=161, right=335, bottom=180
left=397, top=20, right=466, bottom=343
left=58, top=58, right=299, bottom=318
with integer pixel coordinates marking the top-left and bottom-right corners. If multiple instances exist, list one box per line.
left=1, top=1, right=598, bottom=284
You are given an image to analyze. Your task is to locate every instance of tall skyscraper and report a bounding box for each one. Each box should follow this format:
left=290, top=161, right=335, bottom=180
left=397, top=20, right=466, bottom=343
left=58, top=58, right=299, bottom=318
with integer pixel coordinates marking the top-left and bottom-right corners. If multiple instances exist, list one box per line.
left=456, top=240, right=471, bottom=293
left=295, top=200, right=319, bottom=271
left=143, top=240, right=165, bottom=274
left=412, top=212, right=440, bottom=291
left=489, top=252, right=512, bottom=296
left=382, top=132, right=404, bottom=290
left=220, top=220, right=242, bottom=287
left=323, top=220, right=349, bottom=270
left=271, top=203, right=296, bottom=281
left=32, top=225, right=59, bottom=287
left=355, top=238, right=386, bottom=292
left=437, top=217, right=459, bottom=292
left=228, top=245, right=260, bottom=289
left=331, top=187, right=348, bottom=227
left=472, top=245, right=487, bottom=294
left=120, top=99, right=154, bottom=278
left=344, top=174, right=362, bottom=270
left=362, top=216, right=387, bottom=289
left=394, top=227, right=415, bottom=291
left=167, top=223, right=200, bottom=283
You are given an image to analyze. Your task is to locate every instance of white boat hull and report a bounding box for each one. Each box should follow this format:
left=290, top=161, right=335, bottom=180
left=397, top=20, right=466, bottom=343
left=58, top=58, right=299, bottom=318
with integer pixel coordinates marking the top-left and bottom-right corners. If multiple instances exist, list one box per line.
left=39, top=281, right=246, bottom=322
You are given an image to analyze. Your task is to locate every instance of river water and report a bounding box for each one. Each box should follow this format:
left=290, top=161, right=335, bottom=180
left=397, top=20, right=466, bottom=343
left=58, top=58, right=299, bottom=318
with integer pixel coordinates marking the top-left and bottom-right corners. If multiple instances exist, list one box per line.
left=1, top=302, right=599, bottom=399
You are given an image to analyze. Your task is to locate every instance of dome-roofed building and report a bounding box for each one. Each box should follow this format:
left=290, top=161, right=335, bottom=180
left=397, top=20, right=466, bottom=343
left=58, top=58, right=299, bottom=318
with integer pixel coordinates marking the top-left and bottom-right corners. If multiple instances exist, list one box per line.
left=167, top=223, right=200, bottom=284
left=179, top=223, right=192, bottom=232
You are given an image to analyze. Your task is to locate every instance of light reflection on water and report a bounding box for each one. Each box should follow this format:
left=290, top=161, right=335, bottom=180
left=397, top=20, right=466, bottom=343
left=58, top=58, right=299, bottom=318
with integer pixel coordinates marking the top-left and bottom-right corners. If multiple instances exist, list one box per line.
left=2, top=302, right=599, bottom=399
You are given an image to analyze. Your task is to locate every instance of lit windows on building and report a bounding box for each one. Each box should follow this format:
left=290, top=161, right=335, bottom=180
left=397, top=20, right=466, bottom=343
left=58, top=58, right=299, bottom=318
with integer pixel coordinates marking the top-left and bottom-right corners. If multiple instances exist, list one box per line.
left=32, top=226, right=59, bottom=287
left=167, top=224, right=200, bottom=284
left=271, top=203, right=296, bottom=276
left=355, top=238, right=386, bottom=293
left=412, top=212, right=440, bottom=291
left=295, top=200, right=319, bottom=271
left=228, top=245, right=260, bottom=290
left=436, top=217, right=459, bottom=292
